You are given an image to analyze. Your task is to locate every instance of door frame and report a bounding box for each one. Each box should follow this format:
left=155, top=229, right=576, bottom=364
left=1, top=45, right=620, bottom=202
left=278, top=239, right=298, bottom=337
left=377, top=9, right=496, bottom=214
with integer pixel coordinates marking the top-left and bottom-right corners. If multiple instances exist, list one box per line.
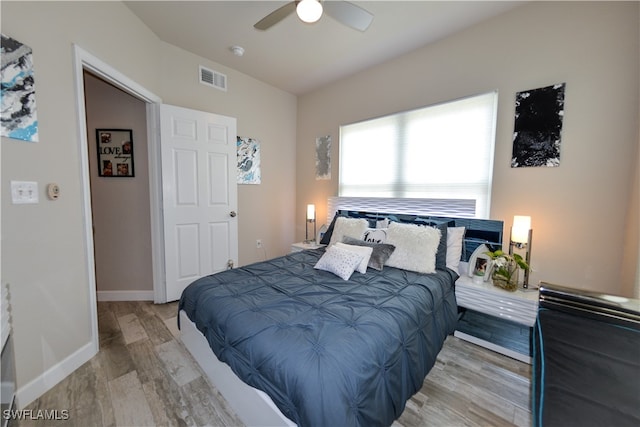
left=72, top=45, right=166, bottom=354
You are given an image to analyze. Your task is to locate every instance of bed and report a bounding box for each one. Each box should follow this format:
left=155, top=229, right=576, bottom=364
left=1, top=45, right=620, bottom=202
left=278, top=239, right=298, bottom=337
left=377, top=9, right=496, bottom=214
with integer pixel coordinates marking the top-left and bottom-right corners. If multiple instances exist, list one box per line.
left=178, top=200, right=503, bottom=427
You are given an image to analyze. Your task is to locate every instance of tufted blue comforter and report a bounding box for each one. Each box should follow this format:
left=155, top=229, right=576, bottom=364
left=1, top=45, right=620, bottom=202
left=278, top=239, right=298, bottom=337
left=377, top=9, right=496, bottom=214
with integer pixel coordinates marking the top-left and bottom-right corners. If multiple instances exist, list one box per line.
left=179, top=249, right=459, bottom=427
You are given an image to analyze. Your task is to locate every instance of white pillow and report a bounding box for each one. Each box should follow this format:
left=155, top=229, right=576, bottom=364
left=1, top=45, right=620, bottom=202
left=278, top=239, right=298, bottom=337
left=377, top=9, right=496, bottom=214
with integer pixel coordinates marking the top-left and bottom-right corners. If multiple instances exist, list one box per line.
left=328, top=217, right=368, bottom=246
left=363, top=227, right=388, bottom=244
left=446, top=227, right=466, bottom=273
left=376, top=218, right=390, bottom=228
left=314, top=245, right=364, bottom=280
left=385, top=222, right=441, bottom=274
left=335, top=242, right=373, bottom=274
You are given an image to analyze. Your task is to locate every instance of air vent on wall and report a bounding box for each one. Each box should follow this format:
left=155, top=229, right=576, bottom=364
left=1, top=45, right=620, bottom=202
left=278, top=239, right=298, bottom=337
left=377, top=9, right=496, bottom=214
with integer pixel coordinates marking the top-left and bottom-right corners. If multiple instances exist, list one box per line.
left=199, top=65, right=227, bottom=91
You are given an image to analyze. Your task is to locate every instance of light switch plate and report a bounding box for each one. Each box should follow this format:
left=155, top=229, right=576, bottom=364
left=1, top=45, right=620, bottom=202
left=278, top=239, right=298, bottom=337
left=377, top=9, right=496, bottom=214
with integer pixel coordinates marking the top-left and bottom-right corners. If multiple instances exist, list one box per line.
left=11, top=181, right=39, bottom=204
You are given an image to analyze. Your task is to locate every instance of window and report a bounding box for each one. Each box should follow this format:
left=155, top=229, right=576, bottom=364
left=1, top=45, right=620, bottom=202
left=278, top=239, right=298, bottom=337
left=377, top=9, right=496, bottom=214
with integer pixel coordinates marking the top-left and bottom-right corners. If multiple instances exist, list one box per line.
left=339, top=92, right=498, bottom=218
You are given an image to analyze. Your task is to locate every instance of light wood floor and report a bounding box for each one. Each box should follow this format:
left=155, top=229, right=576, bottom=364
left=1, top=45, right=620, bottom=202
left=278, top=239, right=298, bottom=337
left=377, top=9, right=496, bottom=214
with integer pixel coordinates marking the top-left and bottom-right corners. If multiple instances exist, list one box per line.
left=19, top=301, right=531, bottom=426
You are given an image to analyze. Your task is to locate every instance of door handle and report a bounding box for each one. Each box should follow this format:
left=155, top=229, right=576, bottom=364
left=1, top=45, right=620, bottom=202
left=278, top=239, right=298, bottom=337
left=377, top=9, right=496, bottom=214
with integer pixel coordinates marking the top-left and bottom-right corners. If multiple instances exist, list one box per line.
left=230, top=211, right=237, bottom=217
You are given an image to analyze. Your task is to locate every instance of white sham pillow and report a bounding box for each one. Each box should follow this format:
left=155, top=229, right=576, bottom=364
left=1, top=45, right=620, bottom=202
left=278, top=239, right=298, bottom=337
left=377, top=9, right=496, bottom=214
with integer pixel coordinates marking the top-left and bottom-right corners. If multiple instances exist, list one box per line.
left=363, top=227, right=388, bottom=244
left=376, top=218, right=390, bottom=228
left=335, top=242, right=374, bottom=274
left=446, top=226, right=466, bottom=273
left=328, top=217, right=368, bottom=246
left=314, top=245, right=364, bottom=280
left=385, top=222, right=441, bottom=274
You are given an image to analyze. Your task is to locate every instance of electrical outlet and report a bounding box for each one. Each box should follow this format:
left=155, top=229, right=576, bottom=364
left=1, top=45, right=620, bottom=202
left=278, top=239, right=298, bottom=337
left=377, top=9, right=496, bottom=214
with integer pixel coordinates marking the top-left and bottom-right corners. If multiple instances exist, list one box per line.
left=256, top=239, right=263, bottom=249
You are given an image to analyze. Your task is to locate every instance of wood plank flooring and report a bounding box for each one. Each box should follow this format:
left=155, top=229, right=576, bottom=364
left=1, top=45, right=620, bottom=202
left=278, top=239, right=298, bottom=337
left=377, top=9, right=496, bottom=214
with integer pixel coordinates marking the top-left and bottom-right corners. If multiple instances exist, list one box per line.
left=18, top=301, right=531, bottom=426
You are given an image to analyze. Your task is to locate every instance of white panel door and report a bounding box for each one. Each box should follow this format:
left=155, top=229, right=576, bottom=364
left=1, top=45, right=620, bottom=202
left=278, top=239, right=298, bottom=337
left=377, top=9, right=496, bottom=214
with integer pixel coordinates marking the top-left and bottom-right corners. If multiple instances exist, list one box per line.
left=161, top=104, right=237, bottom=302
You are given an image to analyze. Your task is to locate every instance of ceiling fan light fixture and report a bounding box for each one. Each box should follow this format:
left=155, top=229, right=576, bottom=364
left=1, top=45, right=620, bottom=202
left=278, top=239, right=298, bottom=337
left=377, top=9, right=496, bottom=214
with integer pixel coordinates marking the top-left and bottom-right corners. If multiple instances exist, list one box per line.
left=296, top=0, right=323, bottom=23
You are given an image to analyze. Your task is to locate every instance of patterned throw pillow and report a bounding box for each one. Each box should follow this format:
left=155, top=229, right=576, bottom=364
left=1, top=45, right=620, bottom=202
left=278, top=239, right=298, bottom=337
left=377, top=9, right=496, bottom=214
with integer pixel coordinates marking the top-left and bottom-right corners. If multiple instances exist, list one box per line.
left=335, top=242, right=373, bottom=274
left=363, top=228, right=388, bottom=244
left=341, top=236, right=396, bottom=271
left=314, top=245, right=365, bottom=280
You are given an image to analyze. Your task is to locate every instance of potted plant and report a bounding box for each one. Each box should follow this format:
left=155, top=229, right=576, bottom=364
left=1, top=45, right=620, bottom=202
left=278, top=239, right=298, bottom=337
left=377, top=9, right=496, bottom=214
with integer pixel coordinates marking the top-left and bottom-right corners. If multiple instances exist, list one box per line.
left=485, top=249, right=530, bottom=291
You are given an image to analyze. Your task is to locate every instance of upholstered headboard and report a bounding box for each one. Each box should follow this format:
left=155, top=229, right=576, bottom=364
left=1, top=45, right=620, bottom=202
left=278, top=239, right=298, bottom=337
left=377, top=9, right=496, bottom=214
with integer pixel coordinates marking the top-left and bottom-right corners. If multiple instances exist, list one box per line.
left=326, top=197, right=503, bottom=262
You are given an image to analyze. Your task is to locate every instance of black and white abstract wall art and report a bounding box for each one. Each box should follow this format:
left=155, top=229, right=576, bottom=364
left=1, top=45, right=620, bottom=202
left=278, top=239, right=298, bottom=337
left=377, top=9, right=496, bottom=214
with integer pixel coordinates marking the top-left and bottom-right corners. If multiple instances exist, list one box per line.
left=511, top=83, right=565, bottom=168
left=237, top=136, right=261, bottom=184
left=315, top=135, right=331, bottom=180
left=1, top=34, right=39, bottom=142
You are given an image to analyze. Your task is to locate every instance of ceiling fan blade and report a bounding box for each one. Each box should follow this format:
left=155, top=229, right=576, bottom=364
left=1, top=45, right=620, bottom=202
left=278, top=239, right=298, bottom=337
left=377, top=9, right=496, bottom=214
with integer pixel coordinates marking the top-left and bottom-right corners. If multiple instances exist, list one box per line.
left=323, top=1, right=374, bottom=32
left=254, top=2, right=297, bottom=30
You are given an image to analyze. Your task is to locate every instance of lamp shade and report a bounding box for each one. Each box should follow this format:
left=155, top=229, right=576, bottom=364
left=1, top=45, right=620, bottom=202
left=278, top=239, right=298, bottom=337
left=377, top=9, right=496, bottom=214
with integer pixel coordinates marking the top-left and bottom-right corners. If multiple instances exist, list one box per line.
left=306, top=204, right=316, bottom=221
left=296, top=0, right=323, bottom=23
left=511, top=215, right=531, bottom=244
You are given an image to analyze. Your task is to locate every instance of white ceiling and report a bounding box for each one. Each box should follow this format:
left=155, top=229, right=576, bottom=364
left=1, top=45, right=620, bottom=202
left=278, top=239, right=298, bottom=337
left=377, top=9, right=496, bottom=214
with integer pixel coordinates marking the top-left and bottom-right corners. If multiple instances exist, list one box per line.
left=124, top=1, right=524, bottom=95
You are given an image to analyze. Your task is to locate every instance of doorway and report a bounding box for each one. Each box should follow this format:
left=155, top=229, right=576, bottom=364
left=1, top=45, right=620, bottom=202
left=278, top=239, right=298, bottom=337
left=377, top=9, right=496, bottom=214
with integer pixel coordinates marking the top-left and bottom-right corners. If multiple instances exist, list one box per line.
left=74, top=46, right=238, bottom=355
left=83, top=72, right=154, bottom=301
left=73, top=45, right=164, bottom=355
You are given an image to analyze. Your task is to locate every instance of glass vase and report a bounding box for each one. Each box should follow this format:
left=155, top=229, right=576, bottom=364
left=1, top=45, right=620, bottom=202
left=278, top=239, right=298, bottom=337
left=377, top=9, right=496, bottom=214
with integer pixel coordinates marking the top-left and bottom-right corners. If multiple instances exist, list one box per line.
left=491, top=260, right=519, bottom=292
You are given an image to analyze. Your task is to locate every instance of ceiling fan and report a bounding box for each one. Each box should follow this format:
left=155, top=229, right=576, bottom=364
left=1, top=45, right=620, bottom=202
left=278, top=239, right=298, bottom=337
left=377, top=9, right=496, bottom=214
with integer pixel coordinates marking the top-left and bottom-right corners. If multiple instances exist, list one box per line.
left=254, top=0, right=374, bottom=32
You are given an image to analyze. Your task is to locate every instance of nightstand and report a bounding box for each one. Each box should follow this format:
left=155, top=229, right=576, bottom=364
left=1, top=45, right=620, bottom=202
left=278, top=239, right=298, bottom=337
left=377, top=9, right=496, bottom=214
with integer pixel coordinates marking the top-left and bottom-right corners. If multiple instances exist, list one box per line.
left=454, top=274, right=539, bottom=363
left=291, top=242, right=325, bottom=252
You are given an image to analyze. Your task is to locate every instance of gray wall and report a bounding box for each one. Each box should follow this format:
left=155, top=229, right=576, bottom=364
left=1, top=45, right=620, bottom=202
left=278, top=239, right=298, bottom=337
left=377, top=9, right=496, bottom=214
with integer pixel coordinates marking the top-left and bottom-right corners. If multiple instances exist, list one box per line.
left=85, top=72, right=154, bottom=298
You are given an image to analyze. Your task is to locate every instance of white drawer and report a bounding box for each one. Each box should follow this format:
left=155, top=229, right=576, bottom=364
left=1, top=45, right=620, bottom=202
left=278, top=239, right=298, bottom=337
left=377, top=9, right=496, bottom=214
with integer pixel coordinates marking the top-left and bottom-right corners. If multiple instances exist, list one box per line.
left=455, top=275, right=538, bottom=327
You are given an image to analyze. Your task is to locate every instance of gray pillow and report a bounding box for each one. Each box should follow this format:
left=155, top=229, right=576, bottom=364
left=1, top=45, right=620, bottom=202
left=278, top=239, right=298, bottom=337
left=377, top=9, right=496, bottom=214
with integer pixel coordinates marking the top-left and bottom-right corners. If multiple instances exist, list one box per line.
left=342, top=236, right=396, bottom=271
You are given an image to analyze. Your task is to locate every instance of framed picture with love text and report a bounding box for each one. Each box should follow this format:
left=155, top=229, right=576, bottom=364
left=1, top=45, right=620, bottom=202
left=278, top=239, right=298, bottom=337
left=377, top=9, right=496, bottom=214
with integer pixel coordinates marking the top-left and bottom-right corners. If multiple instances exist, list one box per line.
left=96, top=129, right=134, bottom=177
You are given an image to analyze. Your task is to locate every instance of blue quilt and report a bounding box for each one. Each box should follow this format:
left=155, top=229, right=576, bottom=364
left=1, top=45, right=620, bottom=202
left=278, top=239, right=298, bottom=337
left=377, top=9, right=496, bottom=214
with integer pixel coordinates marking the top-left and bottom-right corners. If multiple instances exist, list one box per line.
left=179, top=249, right=458, bottom=427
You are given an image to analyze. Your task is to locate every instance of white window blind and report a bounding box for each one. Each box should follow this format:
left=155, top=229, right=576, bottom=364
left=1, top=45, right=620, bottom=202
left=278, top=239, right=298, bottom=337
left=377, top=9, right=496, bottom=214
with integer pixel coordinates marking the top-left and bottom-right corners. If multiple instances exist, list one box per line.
left=339, top=92, right=498, bottom=218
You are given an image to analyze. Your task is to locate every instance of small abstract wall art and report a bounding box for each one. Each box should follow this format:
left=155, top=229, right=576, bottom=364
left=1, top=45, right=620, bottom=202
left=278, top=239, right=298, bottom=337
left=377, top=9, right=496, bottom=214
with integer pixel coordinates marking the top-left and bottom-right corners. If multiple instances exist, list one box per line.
left=315, top=135, right=331, bottom=180
left=512, top=83, right=566, bottom=168
left=1, top=34, right=39, bottom=142
left=237, top=136, right=261, bottom=184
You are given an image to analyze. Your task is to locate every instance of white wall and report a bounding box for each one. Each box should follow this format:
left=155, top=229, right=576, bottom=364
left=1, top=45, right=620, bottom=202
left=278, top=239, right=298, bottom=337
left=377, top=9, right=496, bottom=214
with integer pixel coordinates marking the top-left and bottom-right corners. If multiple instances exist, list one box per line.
left=1, top=0, right=296, bottom=405
left=296, top=1, right=640, bottom=296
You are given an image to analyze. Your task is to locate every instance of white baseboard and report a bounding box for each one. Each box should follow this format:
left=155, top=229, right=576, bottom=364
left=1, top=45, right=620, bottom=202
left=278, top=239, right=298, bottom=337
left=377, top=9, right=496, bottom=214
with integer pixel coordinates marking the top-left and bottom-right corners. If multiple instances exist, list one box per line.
left=97, top=290, right=154, bottom=301
left=16, top=340, right=97, bottom=408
